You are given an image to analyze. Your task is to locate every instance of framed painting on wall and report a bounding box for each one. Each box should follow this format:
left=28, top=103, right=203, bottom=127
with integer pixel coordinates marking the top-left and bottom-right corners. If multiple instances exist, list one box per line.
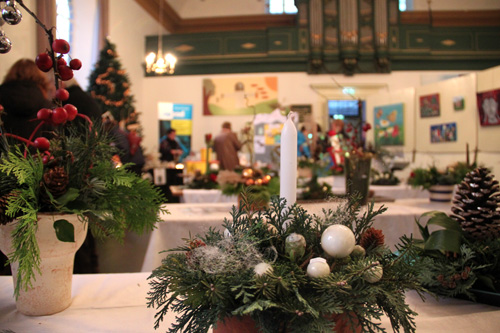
left=373, top=103, right=404, bottom=146
left=430, top=122, right=457, bottom=143
left=453, top=96, right=465, bottom=111
left=476, top=89, right=500, bottom=126
left=203, top=76, right=278, bottom=116
left=419, top=93, right=440, bottom=118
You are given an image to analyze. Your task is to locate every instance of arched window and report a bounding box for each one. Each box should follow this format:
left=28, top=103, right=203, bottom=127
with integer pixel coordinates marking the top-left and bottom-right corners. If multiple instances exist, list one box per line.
left=56, top=0, right=72, bottom=57
left=268, top=0, right=298, bottom=14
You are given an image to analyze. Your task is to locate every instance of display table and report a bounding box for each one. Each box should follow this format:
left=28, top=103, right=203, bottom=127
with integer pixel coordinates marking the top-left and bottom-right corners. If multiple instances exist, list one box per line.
left=318, top=176, right=429, bottom=200
left=141, top=199, right=451, bottom=272
left=1, top=273, right=499, bottom=332
left=181, top=188, right=238, bottom=204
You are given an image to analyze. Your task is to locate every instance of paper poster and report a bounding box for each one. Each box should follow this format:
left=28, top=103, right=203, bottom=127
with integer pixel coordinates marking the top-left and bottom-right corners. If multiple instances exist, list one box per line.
left=203, top=77, right=278, bottom=116
left=159, top=103, right=193, bottom=160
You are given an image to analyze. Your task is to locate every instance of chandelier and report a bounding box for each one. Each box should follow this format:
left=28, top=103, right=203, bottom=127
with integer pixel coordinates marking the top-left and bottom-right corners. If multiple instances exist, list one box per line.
left=145, top=0, right=176, bottom=75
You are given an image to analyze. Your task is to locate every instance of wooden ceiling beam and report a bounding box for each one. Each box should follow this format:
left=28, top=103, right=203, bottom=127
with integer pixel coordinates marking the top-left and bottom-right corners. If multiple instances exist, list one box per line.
left=400, top=10, right=500, bottom=27
left=134, top=0, right=182, bottom=32
left=134, top=0, right=295, bottom=34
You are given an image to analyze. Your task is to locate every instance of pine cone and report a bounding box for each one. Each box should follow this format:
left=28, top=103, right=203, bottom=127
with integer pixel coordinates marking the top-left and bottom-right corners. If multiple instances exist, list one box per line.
left=0, top=194, right=14, bottom=225
left=360, top=228, right=385, bottom=250
left=451, top=167, right=500, bottom=241
left=42, top=166, right=69, bottom=198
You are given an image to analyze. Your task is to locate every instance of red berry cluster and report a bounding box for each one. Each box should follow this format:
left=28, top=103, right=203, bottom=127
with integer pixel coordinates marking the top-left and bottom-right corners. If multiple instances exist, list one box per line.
left=26, top=38, right=87, bottom=155
left=35, top=39, right=82, bottom=82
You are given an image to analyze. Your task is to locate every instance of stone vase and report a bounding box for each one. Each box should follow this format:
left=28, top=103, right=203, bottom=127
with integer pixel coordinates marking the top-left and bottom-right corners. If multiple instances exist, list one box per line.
left=0, top=213, right=87, bottom=316
left=345, top=156, right=372, bottom=205
left=428, top=184, right=455, bottom=202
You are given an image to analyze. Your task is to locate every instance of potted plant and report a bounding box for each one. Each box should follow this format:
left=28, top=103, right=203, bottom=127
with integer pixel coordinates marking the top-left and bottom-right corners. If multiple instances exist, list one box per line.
left=147, top=196, right=426, bottom=332
left=0, top=2, right=166, bottom=316
left=407, top=162, right=474, bottom=202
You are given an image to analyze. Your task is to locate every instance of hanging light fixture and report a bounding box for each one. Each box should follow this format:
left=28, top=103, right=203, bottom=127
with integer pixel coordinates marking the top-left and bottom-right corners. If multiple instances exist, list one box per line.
left=145, top=0, right=176, bottom=75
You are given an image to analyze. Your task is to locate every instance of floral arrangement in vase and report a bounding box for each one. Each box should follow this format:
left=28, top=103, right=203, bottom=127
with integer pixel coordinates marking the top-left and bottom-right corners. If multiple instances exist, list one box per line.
left=407, top=162, right=476, bottom=201
left=399, top=167, right=500, bottom=304
left=148, top=196, right=426, bottom=332
left=407, top=162, right=476, bottom=190
left=0, top=0, right=166, bottom=310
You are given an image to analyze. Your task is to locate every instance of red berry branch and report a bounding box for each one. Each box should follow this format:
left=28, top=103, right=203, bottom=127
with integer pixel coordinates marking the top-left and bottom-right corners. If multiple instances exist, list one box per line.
left=0, top=0, right=92, bottom=158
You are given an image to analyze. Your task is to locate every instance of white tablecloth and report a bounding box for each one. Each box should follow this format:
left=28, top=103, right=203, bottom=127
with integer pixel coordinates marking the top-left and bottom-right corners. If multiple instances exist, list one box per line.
left=318, top=176, right=429, bottom=200
left=181, top=189, right=238, bottom=203
left=1, top=273, right=499, bottom=332
left=141, top=199, right=451, bottom=272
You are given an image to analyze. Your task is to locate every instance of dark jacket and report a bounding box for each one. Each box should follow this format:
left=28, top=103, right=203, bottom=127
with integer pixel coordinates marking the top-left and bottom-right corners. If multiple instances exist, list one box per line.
left=65, top=85, right=102, bottom=121
left=0, top=80, right=53, bottom=139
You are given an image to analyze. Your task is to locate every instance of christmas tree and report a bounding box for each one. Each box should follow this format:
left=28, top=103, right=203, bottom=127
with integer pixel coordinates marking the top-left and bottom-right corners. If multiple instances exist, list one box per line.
left=87, top=38, right=135, bottom=121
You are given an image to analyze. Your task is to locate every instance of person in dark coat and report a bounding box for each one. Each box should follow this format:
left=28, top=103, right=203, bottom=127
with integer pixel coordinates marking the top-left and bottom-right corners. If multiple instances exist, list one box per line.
left=0, top=59, right=55, bottom=276
left=213, top=121, right=243, bottom=171
left=159, top=128, right=183, bottom=162
left=0, top=59, right=53, bottom=140
left=63, top=78, right=102, bottom=122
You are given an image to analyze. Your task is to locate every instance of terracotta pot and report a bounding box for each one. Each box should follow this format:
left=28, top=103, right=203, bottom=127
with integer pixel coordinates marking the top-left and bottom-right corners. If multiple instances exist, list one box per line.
left=213, top=312, right=361, bottom=333
left=213, top=315, right=260, bottom=333
left=0, top=213, right=88, bottom=316
left=428, top=184, right=455, bottom=202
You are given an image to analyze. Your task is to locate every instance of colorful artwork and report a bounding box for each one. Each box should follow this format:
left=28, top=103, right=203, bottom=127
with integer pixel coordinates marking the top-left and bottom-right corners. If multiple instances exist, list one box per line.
left=476, top=89, right=500, bottom=126
left=203, top=77, right=278, bottom=116
left=453, top=96, right=465, bottom=111
left=158, top=103, right=192, bottom=161
left=430, top=122, right=457, bottom=143
left=419, top=93, right=440, bottom=118
left=373, top=103, right=404, bottom=146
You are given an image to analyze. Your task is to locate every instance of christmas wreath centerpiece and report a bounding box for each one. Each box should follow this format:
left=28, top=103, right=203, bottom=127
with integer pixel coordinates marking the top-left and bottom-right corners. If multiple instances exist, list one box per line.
left=148, top=196, right=426, bottom=332
left=399, top=167, right=500, bottom=303
left=219, top=166, right=280, bottom=208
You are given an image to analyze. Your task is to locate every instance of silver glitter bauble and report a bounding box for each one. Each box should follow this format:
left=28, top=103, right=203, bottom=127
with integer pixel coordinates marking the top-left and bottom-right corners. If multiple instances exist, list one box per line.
left=0, top=35, right=12, bottom=54
left=2, top=2, right=23, bottom=25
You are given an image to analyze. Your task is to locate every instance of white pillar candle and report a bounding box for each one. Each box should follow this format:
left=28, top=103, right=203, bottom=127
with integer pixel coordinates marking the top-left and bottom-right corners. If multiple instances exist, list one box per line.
left=280, top=113, right=297, bottom=208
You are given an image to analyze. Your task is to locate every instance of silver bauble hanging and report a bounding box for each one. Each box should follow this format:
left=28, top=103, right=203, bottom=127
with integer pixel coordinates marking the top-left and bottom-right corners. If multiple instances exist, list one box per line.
left=2, top=2, right=23, bottom=25
left=0, top=34, right=12, bottom=54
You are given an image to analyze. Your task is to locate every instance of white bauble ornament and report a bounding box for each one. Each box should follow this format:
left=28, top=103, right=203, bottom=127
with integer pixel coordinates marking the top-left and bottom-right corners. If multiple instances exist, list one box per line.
left=321, top=225, right=355, bottom=258
left=306, top=257, right=330, bottom=278
left=351, top=245, right=366, bottom=258
left=363, top=263, right=383, bottom=283
left=223, top=228, right=232, bottom=238
left=254, top=262, right=273, bottom=276
left=285, top=233, right=306, bottom=262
